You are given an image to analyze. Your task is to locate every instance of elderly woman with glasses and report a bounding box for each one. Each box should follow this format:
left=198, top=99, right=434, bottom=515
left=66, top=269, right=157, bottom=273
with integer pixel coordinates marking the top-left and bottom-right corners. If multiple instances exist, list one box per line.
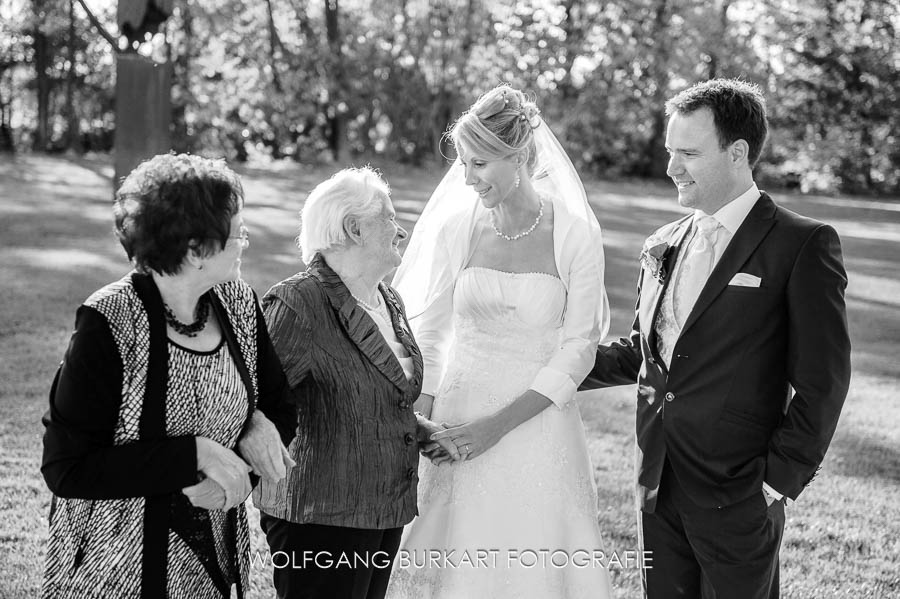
left=254, top=166, right=459, bottom=599
left=41, top=153, right=296, bottom=599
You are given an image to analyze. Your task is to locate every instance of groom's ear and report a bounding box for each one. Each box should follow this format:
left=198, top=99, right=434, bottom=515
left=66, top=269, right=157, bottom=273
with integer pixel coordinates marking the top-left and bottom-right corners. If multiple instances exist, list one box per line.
left=729, top=139, right=750, bottom=167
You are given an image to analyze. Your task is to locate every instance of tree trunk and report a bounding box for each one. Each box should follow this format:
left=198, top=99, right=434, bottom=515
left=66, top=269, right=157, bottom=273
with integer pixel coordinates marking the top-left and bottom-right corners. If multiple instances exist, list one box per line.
left=64, top=0, right=81, bottom=152
left=265, top=0, right=284, bottom=94
left=638, top=0, right=671, bottom=179
left=432, top=0, right=476, bottom=161
left=324, top=0, right=348, bottom=162
left=706, top=0, right=731, bottom=79
left=0, top=66, right=13, bottom=152
left=290, top=0, right=317, bottom=42
left=171, top=0, right=193, bottom=152
left=33, top=25, right=52, bottom=151
left=558, top=0, right=582, bottom=102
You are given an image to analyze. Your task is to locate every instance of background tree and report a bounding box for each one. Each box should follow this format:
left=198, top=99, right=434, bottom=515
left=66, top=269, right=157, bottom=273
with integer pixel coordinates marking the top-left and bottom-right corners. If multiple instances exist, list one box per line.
left=4, top=0, right=899, bottom=194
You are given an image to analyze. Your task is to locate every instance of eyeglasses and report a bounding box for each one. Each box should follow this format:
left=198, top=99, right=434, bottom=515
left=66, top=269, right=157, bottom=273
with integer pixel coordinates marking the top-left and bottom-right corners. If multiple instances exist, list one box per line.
left=229, top=226, right=250, bottom=248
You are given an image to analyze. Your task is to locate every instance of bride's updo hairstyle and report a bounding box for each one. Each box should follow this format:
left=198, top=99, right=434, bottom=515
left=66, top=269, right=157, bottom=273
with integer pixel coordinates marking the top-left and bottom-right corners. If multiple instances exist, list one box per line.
left=449, top=84, right=542, bottom=175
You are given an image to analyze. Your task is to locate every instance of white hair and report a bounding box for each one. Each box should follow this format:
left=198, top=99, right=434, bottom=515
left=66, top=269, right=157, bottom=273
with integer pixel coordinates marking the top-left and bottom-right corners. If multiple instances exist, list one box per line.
left=298, top=166, right=390, bottom=263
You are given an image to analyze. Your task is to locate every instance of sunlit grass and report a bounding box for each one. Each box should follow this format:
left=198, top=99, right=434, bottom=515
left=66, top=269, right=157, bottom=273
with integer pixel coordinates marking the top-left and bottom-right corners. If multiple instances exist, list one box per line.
left=1, top=154, right=897, bottom=598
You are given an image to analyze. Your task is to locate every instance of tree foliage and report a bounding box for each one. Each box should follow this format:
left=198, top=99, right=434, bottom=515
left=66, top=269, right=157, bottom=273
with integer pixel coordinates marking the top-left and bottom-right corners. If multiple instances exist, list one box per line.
left=3, top=0, right=899, bottom=194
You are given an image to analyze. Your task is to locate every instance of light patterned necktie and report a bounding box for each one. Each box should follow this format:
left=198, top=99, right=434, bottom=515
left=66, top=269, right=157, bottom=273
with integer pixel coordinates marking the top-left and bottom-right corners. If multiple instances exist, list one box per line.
left=673, top=215, right=721, bottom=327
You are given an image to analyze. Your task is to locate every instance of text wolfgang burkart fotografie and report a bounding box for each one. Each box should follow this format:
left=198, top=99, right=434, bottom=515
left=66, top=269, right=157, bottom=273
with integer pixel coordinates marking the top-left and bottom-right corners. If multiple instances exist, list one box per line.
left=249, top=548, right=653, bottom=570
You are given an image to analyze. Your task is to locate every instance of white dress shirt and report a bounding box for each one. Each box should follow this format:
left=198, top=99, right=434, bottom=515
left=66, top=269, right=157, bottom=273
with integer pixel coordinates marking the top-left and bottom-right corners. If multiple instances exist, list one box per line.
left=656, top=183, right=761, bottom=359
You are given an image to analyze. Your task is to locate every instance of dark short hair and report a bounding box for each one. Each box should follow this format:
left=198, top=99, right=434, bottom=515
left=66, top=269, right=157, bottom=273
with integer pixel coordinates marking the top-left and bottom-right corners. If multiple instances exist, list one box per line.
left=665, top=78, right=768, bottom=167
left=114, top=153, right=244, bottom=275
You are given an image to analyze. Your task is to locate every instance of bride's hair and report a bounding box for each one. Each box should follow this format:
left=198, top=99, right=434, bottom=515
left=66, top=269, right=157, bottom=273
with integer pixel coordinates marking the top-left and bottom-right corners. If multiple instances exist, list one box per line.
left=449, top=84, right=541, bottom=175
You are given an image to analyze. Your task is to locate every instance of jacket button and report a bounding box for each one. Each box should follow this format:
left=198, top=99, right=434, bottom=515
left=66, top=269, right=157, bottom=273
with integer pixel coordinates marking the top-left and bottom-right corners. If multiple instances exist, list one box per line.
left=406, top=468, right=416, bottom=480
left=648, top=357, right=656, bottom=365
left=399, top=401, right=409, bottom=409
left=404, top=433, right=415, bottom=445
left=665, top=392, right=675, bottom=402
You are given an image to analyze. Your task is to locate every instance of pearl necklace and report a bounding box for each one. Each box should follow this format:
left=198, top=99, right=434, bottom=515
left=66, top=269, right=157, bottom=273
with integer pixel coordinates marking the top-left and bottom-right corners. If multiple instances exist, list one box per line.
left=490, top=197, right=544, bottom=241
left=352, top=290, right=385, bottom=314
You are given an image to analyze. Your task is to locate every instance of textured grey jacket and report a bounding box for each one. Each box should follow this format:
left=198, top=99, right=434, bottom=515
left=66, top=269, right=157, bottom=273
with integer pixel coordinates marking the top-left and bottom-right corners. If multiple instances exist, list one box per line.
left=254, top=254, right=423, bottom=530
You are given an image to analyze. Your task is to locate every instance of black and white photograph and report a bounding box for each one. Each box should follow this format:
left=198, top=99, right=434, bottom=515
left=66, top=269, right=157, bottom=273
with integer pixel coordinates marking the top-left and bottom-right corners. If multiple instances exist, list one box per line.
left=1, top=0, right=898, bottom=597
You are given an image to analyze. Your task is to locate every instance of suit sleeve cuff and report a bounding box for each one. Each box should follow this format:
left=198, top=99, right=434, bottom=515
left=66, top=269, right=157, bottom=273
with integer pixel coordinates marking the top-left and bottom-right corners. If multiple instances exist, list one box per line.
left=762, top=481, right=784, bottom=501
left=530, top=367, right=576, bottom=409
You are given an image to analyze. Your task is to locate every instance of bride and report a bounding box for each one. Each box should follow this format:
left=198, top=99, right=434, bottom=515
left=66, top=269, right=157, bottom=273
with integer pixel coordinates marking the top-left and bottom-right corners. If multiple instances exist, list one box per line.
left=387, top=84, right=613, bottom=598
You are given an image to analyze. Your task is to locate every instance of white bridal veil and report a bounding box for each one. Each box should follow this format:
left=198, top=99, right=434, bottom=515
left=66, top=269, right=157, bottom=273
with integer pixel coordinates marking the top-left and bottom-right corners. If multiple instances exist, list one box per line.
left=393, top=117, right=609, bottom=339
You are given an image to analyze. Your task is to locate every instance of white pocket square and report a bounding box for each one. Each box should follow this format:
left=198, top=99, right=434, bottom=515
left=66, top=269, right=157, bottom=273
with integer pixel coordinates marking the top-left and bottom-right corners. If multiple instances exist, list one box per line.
left=729, top=273, right=762, bottom=287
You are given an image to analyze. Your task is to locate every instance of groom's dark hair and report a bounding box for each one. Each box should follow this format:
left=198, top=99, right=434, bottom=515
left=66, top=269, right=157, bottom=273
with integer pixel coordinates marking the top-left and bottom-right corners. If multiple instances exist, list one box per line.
left=666, top=78, right=768, bottom=168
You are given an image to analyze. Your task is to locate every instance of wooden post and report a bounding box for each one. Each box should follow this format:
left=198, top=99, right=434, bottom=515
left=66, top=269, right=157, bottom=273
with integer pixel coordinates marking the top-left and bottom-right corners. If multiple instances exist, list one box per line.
left=113, top=54, right=172, bottom=186
left=113, top=0, right=174, bottom=188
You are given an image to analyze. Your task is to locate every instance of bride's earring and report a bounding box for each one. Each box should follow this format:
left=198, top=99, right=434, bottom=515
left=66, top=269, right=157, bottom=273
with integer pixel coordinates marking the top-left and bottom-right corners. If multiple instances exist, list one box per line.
left=514, top=173, right=520, bottom=188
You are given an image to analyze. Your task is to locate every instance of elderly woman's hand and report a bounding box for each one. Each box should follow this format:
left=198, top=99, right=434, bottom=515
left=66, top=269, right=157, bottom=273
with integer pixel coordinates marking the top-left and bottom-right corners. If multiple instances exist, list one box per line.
left=416, top=417, right=462, bottom=465
left=182, top=477, right=227, bottom=510
left=196, top=437, right=253, bottom=509
left=429, top=413, right=509, bottom=462
left=420, top=442, right=458, bottom=466
left=237, top=411, right=296, bottom=483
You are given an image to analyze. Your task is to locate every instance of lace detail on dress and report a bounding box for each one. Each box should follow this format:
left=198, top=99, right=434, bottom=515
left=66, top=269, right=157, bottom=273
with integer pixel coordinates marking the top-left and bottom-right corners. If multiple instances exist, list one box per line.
left=387, top=268, right=611, bottom=599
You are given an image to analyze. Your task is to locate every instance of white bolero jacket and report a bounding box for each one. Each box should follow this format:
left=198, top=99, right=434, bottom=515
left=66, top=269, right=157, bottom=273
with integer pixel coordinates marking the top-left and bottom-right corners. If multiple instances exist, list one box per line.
left=397, top=194, right=610, bottom=409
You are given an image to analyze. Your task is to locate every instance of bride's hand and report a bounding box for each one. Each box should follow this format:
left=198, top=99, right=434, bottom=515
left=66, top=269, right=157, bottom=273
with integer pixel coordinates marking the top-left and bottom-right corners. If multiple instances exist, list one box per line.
left=430, top=414, right=508, bottom=461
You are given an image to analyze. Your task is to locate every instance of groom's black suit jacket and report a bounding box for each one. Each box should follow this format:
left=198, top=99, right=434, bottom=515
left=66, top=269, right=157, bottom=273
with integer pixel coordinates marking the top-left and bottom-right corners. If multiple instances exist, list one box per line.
left=583, top=192, right=850, bottom=513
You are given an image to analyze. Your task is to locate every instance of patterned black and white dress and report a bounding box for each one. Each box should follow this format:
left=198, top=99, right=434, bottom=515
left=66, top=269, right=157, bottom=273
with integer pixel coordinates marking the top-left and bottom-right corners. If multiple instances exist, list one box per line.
left=165, top=338, right=248, bottom=597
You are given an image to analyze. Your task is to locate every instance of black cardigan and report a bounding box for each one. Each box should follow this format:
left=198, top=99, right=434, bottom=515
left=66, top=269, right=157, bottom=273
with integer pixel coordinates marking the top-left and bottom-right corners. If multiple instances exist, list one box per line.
left=41, top=274, right=296, bottom=497
left=41, top=272, right=296, bottom=599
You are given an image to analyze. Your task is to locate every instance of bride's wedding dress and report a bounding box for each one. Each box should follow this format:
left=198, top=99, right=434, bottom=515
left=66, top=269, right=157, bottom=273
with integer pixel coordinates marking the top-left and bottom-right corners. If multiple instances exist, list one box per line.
left=387, top=266, right=613, bottom=598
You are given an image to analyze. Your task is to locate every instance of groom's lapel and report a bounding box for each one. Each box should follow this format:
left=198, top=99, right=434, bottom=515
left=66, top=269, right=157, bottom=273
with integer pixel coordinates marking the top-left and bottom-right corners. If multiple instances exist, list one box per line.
left=680, top=194, right=777, bottom=337
left=311, top=257, right=410, bottom=392
left=640, top=219, right=692, bottom=353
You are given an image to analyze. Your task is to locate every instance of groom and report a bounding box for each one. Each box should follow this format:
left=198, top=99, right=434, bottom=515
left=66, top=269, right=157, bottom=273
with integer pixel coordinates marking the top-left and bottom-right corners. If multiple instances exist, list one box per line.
left=582, top=79, right=850, bottom=598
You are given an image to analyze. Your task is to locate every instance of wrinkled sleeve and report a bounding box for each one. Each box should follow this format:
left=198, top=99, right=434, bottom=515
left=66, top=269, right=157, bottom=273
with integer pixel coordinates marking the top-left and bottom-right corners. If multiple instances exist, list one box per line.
left=262, top=288, right=314, bottom=391
left=41, top=305, right=198, bottom=499
left=253, top=295, right=298, bottom=445
left=409, top=283, right=454, bottom=397
left=530, top=223, right=609, bottom=408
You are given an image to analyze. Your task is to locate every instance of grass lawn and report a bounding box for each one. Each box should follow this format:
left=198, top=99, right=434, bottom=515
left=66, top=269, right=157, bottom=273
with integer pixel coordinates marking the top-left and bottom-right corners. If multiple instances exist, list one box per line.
left=1, top=154, right=898, bottom=598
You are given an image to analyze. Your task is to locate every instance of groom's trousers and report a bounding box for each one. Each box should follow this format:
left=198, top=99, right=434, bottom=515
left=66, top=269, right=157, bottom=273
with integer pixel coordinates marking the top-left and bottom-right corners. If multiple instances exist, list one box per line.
left=639, top=460, right=785, bottom=599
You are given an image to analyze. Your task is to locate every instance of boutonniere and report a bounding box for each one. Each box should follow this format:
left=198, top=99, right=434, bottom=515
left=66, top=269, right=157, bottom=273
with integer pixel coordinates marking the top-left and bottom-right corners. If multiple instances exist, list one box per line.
left=640, top=234, right=675, bottom=284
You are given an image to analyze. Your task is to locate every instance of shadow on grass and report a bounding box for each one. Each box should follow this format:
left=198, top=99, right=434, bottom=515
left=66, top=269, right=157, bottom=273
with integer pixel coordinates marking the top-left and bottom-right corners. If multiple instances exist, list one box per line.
left=2, top=154, right=899, bottom=599
left=829, top=430, right=900, bottom=485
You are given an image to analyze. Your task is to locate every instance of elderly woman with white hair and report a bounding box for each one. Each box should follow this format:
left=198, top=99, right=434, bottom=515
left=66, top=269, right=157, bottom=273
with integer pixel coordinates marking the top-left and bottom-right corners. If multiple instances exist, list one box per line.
left=253, top=166, right=459, bottom=599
